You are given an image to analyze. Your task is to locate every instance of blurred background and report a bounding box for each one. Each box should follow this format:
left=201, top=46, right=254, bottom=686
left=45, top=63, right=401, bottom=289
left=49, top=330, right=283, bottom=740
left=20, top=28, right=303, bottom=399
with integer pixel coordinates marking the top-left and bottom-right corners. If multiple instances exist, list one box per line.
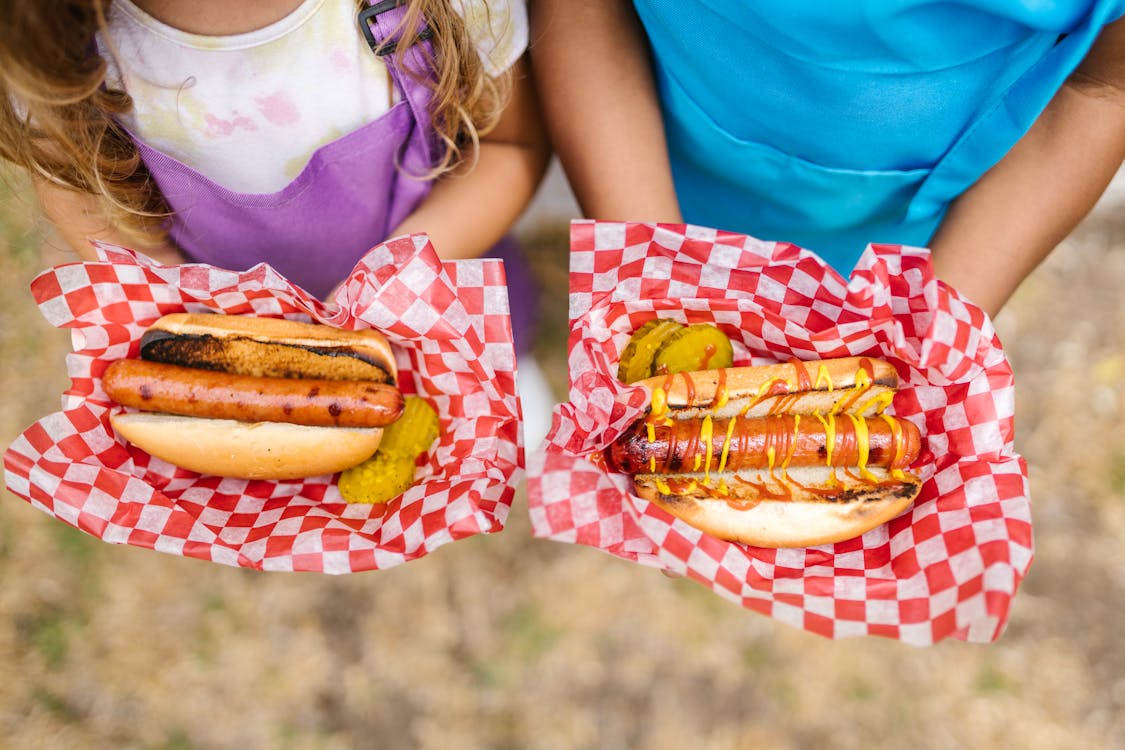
left=2, top=161, right=1125, bottom=750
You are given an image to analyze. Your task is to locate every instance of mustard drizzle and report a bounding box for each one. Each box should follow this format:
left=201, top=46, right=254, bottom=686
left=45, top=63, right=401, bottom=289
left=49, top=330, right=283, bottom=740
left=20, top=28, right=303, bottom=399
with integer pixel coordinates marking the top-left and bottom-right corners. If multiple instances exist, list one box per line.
left=642, top=360, right=902, bottom=499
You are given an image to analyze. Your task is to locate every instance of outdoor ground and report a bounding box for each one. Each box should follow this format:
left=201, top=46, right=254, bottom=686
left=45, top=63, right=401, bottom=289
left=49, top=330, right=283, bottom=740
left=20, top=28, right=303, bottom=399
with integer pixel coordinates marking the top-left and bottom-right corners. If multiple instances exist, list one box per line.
left=2, top=164, right=1124, bottom=749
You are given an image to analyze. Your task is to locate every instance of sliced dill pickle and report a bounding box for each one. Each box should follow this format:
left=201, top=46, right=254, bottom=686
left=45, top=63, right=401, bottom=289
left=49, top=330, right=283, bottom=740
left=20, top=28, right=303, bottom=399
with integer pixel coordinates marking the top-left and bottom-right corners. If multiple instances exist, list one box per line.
left=651, top=324, right=734, bottom=375
left=338, top=452, right=417, bottom=504
left=377, top=396, right=440, bottom=458
left=337, top=396, right=439, bottom=504
left=617, top=319, right=685, bottom=383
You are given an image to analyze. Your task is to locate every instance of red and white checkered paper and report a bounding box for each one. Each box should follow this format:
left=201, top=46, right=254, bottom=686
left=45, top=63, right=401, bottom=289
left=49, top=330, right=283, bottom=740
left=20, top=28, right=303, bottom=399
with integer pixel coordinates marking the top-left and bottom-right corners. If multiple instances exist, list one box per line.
left=3, top=234, right=523, bottom=573
left=527, top=221, right=1032, bottom=645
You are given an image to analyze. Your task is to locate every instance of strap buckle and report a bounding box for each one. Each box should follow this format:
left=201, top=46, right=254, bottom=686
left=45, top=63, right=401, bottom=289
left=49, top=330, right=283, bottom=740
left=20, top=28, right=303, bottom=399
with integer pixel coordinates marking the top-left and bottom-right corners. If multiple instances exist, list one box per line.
left=358, top=0, right=433, bottom=57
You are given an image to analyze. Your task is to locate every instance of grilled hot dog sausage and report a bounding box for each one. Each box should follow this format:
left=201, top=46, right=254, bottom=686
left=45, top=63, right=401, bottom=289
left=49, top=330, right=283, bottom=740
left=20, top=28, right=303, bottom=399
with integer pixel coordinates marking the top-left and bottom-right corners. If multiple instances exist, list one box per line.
left=103, top=359, right=404, bottom=428
left=608, top=413, right=921, bottom=475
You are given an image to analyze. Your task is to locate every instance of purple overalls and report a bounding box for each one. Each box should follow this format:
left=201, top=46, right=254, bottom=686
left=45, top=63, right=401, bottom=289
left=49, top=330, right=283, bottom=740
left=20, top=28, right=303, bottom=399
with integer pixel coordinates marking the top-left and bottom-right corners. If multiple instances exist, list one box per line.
left=125, top=1, right=537, bottom=352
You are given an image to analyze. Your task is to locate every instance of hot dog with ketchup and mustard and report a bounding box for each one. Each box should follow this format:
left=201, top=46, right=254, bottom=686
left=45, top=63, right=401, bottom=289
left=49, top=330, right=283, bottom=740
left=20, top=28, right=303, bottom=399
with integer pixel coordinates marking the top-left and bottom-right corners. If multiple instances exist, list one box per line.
left=609, top=322, right=924, bottom=548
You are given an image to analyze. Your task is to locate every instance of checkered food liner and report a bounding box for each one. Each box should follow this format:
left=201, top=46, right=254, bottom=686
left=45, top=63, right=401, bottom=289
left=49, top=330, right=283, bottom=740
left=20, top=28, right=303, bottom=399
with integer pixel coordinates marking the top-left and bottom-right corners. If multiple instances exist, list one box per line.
left=3, top=234, right=522, bottom=573
left=527, top=221, right=1031, bottom=644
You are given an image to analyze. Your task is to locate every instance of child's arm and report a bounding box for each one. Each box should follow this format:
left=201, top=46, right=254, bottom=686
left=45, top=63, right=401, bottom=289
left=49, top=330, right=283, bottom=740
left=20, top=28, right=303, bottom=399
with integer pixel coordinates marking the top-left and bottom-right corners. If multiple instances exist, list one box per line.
left=33, top=177, right=185, bottom=264
left=528, top=0, right=681, bottom=223
left=388, top=57, right=551, bottom=260
left=927, top=18, right=1125, bottom=318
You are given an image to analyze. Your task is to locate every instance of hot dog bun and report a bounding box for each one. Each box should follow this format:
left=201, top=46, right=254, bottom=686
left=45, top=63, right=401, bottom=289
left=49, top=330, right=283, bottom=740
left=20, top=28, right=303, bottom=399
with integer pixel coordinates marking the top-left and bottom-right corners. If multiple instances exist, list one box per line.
left=612, top=353, right=923, bottom=547
left=106, top=314, right=403, bottom=480
left=110, top=413, right=384, bottom=480
left=140, top=313, right=397, bottom=384
left=635, top=466, right=921, bottom=548
left=633, top=357, right=900, bottom=421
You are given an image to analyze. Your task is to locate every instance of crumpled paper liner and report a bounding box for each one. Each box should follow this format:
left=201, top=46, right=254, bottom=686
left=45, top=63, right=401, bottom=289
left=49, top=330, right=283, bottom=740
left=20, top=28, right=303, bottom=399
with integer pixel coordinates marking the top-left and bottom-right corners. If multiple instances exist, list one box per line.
left=3, top=234, right=523, bottom=573
left=527, top=221, right=1031, bottom=645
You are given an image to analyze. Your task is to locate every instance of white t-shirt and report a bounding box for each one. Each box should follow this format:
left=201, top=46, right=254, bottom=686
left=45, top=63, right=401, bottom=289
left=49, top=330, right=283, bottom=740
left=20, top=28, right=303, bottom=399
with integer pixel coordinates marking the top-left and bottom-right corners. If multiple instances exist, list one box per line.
left=98, top=0, right=527, bottom=193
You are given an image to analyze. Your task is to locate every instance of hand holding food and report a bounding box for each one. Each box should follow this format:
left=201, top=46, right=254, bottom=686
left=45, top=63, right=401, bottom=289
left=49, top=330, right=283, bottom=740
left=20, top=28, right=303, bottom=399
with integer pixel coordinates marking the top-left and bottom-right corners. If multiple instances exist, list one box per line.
left=610, top=321, right=924, bottom=548
left=103, top=313, right=404, bottom=480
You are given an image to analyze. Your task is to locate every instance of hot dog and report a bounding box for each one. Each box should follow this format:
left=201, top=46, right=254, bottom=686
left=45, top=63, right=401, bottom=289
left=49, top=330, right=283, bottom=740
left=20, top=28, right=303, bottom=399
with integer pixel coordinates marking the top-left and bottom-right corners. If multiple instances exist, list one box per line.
left=103, top=313, right=405, bottom=480
left=610, top=354, right=924, bottom=548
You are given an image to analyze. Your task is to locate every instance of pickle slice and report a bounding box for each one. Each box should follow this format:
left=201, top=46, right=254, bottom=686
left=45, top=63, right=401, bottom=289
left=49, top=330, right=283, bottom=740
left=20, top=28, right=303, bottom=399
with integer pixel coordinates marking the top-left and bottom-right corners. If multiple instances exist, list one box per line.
left=337, top=396, right=440, bottom=504
left=339, top=452, right=417, bottom=504
left=377, top=396, right=440, bottom=458
left=651, top=323, right=734, bottom=375
left=617, top=319, right=685, bottom=383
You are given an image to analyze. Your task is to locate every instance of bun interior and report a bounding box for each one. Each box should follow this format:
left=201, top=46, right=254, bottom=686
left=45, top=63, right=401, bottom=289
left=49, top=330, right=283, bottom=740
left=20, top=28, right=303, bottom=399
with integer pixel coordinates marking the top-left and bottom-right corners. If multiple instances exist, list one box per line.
left=110, top=412, right=383, bottom=480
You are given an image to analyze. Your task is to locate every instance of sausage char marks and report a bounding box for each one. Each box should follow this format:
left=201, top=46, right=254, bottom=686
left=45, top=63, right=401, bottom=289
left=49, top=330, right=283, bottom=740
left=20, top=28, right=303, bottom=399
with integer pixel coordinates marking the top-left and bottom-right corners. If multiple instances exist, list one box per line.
left=609, top=412, right=921, bottom=475
left=103, top=359, right=402, bottom=428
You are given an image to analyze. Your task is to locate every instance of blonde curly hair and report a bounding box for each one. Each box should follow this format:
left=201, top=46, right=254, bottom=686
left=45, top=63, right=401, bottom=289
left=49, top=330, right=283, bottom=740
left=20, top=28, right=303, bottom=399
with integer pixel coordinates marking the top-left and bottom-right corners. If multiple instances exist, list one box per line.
left=0, top=0, right=512, bottom=245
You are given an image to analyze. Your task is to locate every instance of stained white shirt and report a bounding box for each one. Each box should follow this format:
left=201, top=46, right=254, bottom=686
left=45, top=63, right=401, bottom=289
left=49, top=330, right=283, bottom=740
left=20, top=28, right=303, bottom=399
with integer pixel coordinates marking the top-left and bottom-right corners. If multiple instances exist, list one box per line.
left=98, top=0, right=527, bottom=193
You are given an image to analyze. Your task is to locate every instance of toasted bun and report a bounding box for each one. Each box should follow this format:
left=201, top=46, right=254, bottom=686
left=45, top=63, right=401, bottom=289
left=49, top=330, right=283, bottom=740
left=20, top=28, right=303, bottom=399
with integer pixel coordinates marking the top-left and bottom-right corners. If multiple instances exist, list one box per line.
left=110, top=412, right=383, bottom=480
left=139, top=313, right=397, bottom=384
left=637, top=357, right=900, bottom=419
left=633, top=466, right=921, bottom=548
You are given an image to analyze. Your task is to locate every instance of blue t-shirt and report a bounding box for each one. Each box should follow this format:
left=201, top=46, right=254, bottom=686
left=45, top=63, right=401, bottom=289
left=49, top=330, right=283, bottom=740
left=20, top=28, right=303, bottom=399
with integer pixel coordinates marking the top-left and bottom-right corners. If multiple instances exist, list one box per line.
left=635, top=0, right=1125, bottom=273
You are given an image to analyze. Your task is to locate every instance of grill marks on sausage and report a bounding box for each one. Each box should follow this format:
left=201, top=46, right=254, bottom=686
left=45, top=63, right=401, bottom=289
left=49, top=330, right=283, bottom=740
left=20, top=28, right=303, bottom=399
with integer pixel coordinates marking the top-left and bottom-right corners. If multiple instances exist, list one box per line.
left=103, top=359, right=403, bottom=428
left=608, top=414, right=921, bottom=475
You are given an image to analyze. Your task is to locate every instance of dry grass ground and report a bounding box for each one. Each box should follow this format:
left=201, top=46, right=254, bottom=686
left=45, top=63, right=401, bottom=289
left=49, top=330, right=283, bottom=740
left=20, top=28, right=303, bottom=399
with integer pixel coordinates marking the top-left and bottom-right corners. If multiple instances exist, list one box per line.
left=3, top=167, right=1125, bottom=750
